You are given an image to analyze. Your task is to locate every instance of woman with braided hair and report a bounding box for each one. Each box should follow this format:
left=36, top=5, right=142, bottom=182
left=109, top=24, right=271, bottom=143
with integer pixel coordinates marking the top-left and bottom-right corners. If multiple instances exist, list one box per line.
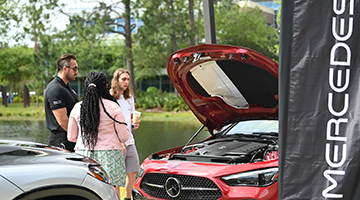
left=67, top=71, right=129, bottom=197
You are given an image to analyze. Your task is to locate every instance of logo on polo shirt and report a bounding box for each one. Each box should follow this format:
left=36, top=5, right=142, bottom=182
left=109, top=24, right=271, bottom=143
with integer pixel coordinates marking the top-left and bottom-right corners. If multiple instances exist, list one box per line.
left=53, top=100, right=62, bottom=105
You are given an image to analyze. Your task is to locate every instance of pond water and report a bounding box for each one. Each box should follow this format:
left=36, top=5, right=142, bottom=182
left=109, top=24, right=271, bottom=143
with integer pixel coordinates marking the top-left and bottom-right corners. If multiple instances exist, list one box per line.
left=0, top=120, right=209, bottom=163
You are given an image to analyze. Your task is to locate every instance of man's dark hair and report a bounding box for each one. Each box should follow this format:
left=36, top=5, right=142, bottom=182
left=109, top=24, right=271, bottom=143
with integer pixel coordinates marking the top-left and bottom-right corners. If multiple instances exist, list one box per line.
left=57, top=54, right=76, bottom=72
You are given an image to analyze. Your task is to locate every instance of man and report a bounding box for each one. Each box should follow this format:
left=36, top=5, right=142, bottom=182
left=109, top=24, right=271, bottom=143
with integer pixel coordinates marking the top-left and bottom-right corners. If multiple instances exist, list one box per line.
left=44, top=54, right=79, bottom=151
left=110, top=68, right=140, bottom=200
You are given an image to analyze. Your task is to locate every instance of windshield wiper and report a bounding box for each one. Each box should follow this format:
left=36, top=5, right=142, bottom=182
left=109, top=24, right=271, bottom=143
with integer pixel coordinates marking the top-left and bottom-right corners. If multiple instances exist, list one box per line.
left=226, top=132, right=278, bottom=141
left=251, top=132, right=278, bottom=137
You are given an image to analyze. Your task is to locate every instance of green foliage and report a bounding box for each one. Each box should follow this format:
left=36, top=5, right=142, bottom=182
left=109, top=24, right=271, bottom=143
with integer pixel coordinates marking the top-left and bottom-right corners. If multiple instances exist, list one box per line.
left=133, top=0, right=279, bottom=80
left=57, top=21, right=109, bottom=71
left=163, top=93, right=188, bottom=112
left=136, top=87, right=163, bottom=108
left=276, top=0, right=282, bottom=28
left=30, top=95, right=44, bottom=103
left=0, top=94, right=43, bottom=104
left=146, top=86, right=160, bottom=93
left=106, top=38, right=127, bottom=74
left=31, top=18, right=120, bottom=94
left=0, top=0, right=22, bottom=46
left=215, top=0, right=279, bottom=61
left=18, top=0, right=62, bottom=97
left=0, top=46, right=34, bottom=87
left=12, top=96, right=23, bottom=103
left=1, top=0, right=280, bottom=104
left=133, top=0, right=204, bottom=80
left=136, top=86, right=189, bottom=112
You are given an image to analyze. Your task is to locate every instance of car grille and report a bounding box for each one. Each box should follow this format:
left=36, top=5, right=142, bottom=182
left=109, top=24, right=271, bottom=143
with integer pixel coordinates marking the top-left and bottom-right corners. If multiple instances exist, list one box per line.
left=140, top=173, right=222, bottom=199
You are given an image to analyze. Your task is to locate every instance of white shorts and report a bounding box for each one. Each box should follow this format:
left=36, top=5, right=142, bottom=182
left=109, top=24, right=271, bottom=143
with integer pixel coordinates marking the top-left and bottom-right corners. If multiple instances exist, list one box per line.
left=124, top=144, right=140, bottom=173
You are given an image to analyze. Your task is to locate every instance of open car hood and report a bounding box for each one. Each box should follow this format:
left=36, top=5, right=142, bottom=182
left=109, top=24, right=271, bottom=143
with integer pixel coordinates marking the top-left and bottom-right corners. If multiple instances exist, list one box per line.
left=167, top=44, right=278, bottom=132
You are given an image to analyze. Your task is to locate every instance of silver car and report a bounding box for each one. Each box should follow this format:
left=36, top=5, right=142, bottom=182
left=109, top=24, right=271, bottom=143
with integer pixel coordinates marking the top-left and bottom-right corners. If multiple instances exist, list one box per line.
left=0, top=140, right=119, bottom=200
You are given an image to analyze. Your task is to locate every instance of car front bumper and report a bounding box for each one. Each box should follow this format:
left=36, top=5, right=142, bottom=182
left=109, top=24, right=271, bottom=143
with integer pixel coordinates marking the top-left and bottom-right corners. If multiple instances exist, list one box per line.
left=132, top=175, right=278, bottom=200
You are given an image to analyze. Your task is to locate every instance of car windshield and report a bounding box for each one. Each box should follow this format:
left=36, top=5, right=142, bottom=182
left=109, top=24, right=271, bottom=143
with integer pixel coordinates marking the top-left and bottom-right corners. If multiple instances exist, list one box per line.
left=226, top=120, right=278, bottom=135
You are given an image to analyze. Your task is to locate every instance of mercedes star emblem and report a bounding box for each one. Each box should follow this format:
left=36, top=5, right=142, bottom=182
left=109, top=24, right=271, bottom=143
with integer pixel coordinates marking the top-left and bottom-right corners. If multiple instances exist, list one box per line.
left=165, top=177, right=181, bottom=198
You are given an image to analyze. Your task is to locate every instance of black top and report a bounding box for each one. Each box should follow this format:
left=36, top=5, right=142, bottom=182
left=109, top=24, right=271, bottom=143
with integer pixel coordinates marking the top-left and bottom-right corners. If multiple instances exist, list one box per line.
left=44, top=76, right=79, bottom=131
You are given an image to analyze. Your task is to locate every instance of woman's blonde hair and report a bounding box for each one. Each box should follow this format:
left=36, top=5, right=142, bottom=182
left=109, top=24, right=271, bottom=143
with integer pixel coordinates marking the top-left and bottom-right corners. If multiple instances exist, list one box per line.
left=111, top=68, right=132, bottom=100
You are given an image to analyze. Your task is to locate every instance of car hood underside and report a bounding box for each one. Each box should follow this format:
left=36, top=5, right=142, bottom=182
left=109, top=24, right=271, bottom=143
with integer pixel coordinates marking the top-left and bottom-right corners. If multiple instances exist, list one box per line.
left=167, top=44, right=279, bottom=132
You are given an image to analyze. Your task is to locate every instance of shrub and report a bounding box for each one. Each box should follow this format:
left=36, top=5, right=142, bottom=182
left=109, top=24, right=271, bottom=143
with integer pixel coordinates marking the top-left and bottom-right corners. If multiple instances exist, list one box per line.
left=30, top=95, right=44, bottom=103
left=136, top=87, right=189, bottom=112
left=12, top=96, right=23, bottom=103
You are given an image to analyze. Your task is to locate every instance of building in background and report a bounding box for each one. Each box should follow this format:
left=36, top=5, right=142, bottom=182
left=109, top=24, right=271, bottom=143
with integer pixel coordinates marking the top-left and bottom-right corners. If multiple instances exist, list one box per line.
left=239, top=0, right=280, bottom=28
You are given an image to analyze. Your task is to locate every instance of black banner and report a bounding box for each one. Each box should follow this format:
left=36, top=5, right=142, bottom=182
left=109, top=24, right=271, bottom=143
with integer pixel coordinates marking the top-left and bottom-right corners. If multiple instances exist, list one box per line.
left=279, top=0, right=360, bottom=199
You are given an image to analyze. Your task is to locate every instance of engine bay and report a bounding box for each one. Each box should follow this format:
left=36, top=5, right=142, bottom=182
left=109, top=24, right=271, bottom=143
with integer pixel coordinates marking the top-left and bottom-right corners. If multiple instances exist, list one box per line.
left=150, top=134, right=278, bottom=164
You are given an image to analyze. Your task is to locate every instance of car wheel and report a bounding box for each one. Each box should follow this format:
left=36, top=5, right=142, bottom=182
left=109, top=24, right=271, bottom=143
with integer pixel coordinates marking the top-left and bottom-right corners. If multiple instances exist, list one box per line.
left=15, top=187, right=101, bottom=200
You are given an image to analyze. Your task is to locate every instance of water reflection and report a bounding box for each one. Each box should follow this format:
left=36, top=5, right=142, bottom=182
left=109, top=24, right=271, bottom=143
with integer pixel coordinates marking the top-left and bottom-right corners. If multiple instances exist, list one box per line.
left=0, top=120, right=49, bottom=144
left=134, top=121, right=208, bottom=162
left=0, top=120, right=209, bottom=163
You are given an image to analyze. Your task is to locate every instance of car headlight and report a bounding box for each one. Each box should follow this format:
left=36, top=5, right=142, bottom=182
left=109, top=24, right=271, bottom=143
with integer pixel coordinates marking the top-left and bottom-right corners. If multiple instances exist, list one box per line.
left=138, top=165, right=145, bottom=177
left=88, top=164, right=111, bottom=184
left=222, top=167, right=278, bottom=186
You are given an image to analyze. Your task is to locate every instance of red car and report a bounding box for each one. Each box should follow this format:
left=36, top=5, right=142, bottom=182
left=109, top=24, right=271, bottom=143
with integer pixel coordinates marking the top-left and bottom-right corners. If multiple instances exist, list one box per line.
left=133, top=44, right=279, bottom=200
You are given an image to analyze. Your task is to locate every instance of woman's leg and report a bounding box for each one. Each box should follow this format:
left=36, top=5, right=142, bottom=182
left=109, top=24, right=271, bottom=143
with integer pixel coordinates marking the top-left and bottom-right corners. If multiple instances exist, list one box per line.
left=115, top=185, right=121, bottom=198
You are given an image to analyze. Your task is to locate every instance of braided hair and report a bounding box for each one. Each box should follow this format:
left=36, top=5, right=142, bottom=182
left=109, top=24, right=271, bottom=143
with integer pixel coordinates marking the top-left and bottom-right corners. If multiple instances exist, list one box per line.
left=80, top=72, right=126, bottom=150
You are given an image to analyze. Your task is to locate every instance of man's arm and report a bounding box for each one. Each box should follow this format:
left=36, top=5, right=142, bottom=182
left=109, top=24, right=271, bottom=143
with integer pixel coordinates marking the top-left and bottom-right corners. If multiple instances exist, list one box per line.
left=53, top=107, right=69, bottom=132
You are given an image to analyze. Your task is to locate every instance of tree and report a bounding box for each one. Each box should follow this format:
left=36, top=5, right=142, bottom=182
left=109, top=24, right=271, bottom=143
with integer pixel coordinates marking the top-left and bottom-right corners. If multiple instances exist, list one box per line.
left=1, top=0, right=130, bottom=100
left=0, top=0, right=22, bottom=47
left=276, top=0, right=281, bottom=28
left=133, top=0, right=279, bottom=81
left=59, top=0, right=139, bottom=97
left=215, top=0, right=279, bottom=61
left=133, top=0, right=203, bottom=80
left=0, top=46, right=34, bottom=93
left=22, top=0, right=114, bottom=101
left=2, top=0, right=280, bottom=98
left=21, top=0, right=61, bottom=107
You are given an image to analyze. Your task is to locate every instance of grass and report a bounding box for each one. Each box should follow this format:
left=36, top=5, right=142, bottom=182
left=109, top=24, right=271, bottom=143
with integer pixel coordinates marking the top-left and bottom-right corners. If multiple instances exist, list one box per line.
left=0, top=102, right=46, bottom=121
left=139, top=110, right=201, bottom=125
left=0, top=103, right=199, bottom=123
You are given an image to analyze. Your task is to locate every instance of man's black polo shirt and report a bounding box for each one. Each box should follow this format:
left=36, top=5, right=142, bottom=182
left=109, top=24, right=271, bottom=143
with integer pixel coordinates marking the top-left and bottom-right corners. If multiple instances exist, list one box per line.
left=44, top=76, right=79, bottom=131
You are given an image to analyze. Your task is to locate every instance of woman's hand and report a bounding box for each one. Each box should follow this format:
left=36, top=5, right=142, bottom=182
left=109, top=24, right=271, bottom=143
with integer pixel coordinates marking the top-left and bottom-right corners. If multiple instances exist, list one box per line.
left=120, top=142, right=127, bottom=154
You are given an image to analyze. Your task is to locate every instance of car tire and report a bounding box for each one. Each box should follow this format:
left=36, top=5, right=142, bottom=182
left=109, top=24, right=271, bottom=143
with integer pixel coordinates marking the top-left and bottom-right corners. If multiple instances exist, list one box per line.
left=15, top=187, right=101, bottom=200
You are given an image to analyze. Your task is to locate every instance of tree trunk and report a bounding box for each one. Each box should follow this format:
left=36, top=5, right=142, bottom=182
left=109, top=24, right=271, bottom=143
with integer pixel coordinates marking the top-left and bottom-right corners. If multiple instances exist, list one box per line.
left=189, top=0, right=195, bottom=46
left=171, top=0, right=179, bottom=97
left=170, top=0, right=177, bottom=52
left=124, top=0, right=136, bottom=98
left=1, top=85, right=8, bottom=107
left=34, top=23, right=40, bottom=108
left=23, top=85, right=30, bottom=108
